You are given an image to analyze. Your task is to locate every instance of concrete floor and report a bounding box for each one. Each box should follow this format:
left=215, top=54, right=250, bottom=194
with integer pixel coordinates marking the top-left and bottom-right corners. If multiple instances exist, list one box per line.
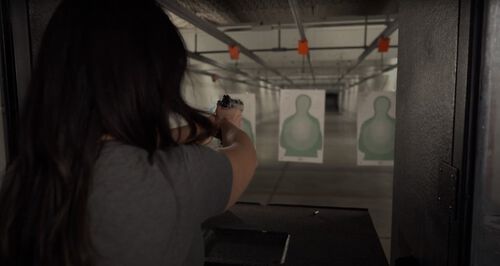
left=240, top=109, right=393, bottom=259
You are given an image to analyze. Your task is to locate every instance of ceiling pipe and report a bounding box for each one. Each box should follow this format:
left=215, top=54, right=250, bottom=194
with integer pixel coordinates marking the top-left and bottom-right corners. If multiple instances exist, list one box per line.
left=188, top=68, right=274, bottom=89
left=263, top=72, right=359, bottom=81
left=346, top=64, right=398, bottom=89
left=336, top=20, right=398, bottom=84
left=280, top=84, right=343, bottom=90
left=272, top=64, right=397, bottom=89
left=288, top=0, right=316, bottom=85
left=158, top=0, right=293, bottom=85
left=187, top=51, right=273, bottom=86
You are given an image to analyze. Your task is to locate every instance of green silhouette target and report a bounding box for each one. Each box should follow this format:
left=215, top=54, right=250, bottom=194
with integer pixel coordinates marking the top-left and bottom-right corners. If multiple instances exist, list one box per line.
left=242, top=117, right=255, bottom=143
left=279, top=90, right=325, bottom=163
left=357, top=92, right=396, bottom=166
left=229, top=93, right=256, bottom=146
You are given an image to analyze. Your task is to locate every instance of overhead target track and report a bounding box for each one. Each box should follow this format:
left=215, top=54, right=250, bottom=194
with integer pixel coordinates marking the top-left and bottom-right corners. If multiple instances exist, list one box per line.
left=158, top=0, right=294, bottom=86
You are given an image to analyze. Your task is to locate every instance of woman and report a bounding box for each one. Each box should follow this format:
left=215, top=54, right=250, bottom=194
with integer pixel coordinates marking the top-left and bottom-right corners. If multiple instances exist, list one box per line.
left=0, top=0, right=257, bottom=265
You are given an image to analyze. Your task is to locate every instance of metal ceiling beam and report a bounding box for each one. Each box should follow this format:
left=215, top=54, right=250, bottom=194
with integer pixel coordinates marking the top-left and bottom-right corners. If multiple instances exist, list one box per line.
left=279, top=84, right=343, bottom=90
left=188, top=51, right=246, bottom=76
left=188, top=69, right=251, bottom=86
left=187, top=68, right=270, bottom=89
left=272, top=64, right=397, bottom=87
left=288, top=0, right=306, bottom=39
left=158, top=0, right=293, bottom=85
left=346, top=64, right=398, bottom=89
left=220, top=21, right=393, bottom=32
left=288, top=0, right=315, bottom=85
left=187, top=51, right=272, bottom=86
left=196, top=45, right=399, bottom=55
left=336, top=19, right=398, bottom=83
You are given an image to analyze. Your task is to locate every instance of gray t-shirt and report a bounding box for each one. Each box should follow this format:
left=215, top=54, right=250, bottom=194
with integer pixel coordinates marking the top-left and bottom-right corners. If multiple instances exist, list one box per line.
left=89, top=141, right=232, bottom=266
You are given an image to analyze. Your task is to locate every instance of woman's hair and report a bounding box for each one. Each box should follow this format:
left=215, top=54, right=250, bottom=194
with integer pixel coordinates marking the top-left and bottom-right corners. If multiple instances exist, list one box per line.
left=0, top=0, right=213, bottom=265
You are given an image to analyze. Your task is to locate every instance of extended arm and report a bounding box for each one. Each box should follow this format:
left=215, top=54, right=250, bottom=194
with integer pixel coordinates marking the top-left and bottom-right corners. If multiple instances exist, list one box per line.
left=215, top=108, right=257, bottom=209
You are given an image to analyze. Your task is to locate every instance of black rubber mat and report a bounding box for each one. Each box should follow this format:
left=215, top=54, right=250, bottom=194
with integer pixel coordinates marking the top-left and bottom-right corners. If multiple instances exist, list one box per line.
left=204, top=203, right=388, bottom=266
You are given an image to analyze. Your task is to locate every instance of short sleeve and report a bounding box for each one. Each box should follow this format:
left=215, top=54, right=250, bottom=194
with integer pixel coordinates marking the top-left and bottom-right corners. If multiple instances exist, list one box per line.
left=178, top=145, right=233, bottom=221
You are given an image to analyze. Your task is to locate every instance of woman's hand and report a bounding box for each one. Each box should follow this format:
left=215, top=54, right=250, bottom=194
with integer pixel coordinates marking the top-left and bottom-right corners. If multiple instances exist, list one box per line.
left=215, top=105, right=242, bottom=128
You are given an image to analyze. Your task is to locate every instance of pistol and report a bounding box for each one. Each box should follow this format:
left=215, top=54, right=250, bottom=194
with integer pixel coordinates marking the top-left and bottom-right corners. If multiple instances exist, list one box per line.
left=217, top=95, right=244, bottom=112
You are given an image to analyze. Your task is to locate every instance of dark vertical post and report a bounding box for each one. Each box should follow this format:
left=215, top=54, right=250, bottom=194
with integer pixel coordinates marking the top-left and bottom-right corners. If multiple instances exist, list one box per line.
left=469, top=0, right=500, bottom=264
left=0, top=0, right=32, bottom=164
left=0, top=0, right=13, bottom=169
left=7, top=0, right=32, bottom=110
left=391, top=0, right=476, bottom=265
left=447, top=0, right=484, bottom=265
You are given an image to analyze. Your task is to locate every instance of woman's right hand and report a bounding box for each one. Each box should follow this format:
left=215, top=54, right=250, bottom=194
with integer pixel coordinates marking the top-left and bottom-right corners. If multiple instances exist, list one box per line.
left=215, top=105, right=242, bottom=128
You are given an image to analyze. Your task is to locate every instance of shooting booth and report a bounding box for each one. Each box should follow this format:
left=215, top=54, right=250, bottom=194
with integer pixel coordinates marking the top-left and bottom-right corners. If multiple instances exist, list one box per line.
left=1, top=0, right=499, bottom=265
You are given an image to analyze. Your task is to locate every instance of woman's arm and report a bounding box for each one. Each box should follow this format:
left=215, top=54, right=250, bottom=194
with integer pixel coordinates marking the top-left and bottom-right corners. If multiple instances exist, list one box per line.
left=215, top=107, right=257, bottom=209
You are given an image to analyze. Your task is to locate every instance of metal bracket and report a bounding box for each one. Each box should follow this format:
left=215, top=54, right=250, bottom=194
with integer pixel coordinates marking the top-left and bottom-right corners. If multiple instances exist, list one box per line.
left=437, top=161, right=459, bottom=219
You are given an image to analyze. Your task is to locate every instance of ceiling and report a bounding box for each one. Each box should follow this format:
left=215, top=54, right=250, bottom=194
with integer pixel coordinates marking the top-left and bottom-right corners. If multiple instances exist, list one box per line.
left=166, top=0, right=399, bottom=89
left=173, top=0, right=398, bottom=26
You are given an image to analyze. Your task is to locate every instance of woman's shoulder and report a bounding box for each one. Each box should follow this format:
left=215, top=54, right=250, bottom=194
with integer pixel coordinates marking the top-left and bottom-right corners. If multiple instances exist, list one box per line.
left=89, top=142, right=181, bottom=266
left=96, top=141, right=198, bottom=165
left=95, top=141, right=224, bottom=176
left=92, top=141, right=172, bottom=192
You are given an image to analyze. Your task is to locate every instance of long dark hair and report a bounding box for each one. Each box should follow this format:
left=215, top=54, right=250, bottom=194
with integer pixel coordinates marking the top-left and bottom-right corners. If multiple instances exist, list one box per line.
left=0, top=0, right=213, bottom=265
